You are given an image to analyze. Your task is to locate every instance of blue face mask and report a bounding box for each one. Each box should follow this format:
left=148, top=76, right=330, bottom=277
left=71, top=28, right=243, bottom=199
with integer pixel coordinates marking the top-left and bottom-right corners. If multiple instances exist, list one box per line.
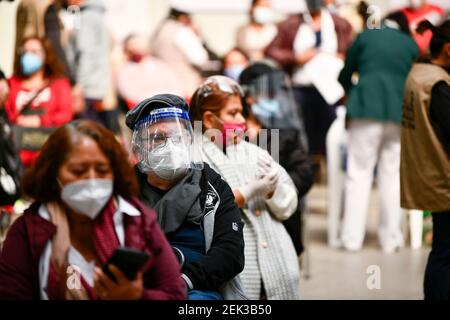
left=224, top=65, right=245, bottom=82
left=251, top=98, right=281, bottom=118
left=20, top=52, right=43, bottom=76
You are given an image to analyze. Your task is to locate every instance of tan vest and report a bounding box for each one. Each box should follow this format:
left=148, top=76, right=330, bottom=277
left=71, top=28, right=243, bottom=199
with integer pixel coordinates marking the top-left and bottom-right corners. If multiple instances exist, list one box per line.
left=151, top=20, right=202, bottom=99
left=400, top=63, right=450, bottom=211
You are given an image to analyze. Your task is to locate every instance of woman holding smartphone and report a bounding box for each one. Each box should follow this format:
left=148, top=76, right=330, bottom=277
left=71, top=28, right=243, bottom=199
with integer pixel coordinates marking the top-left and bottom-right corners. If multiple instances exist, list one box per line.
left=0, top=120, right=186, bottom=300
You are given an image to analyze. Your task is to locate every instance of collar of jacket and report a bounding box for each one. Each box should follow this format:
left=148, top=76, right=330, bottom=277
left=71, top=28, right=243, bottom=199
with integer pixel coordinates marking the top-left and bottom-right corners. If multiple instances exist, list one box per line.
left=21, top=198, right=155, bottom=263
left=139, top=169, right=203, bottom=234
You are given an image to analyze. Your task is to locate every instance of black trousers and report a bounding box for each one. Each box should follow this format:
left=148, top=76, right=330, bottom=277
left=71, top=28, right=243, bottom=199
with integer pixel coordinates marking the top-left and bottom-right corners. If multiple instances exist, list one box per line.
left=424, top=211, right=450, bottom=300
left=293, top=86, right=336, bottom=156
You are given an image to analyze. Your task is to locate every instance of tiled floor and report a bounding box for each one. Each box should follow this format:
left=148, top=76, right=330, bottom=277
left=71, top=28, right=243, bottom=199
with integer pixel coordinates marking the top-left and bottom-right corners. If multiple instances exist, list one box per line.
left=299, top=184, right=430, bottom=299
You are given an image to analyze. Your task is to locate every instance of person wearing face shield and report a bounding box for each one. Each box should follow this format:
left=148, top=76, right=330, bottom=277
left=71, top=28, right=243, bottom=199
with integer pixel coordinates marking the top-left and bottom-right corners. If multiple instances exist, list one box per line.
left=190, top=76, right=300, bottom=300
left=239, top=62, right=314, bottom=257
left=236, top=0, right=278, bottom=62
left=337, top=12, right=419, bottom=254
left=0, top=120, right=186, bottom=300
left=125, top=94, right=246, bottom=300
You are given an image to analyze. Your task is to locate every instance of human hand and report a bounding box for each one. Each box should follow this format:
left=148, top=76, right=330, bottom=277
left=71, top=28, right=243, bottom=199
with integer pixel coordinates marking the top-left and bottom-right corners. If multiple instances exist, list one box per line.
left=16, top=115, right=41, bottom=127
left=239, top=153, right=279, bottom=202
left=296, top=48, right=318, bottom=65
left=92, top=99, right=105, bottom=112
left=94, top=265, right=144, bottom=300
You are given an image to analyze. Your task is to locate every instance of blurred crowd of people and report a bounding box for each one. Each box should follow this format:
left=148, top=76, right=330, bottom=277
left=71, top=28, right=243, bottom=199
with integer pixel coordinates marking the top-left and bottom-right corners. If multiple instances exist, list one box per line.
left=0, top=0, right=449, bottom=300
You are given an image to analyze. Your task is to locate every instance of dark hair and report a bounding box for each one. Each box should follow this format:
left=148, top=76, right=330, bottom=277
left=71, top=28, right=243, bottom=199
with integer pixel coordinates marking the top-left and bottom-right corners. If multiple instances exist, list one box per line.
left=190, top=88, right=233, bottom=125
left=14, top=36, right=65, bottom=79
left=357, top=1, right=370, bottom=27
left=417, top=19, right=450, bottom=58
left=239, top=62, right=274, bottom=85
left=22, top=120, right=139, bottom=202
left=221, top=47, right=250, bottom=72
left=384, top=11, right=411, bottom=36
left=169, top=8, right=190, bottom=20
left=251, top=0, right=261, bottom=7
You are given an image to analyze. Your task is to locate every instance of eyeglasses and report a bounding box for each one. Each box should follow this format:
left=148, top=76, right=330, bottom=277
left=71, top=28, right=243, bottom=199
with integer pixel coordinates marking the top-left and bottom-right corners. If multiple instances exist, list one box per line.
left=138, top=131, right=192, bottom=150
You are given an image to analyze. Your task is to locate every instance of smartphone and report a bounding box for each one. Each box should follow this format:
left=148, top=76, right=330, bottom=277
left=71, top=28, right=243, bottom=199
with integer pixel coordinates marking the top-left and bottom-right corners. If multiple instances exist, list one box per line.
left=102, top=247, right=150, bottom=282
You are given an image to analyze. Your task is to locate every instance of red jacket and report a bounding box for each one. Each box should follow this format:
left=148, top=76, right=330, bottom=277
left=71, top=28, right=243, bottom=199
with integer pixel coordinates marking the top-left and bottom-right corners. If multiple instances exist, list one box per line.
left=5, top=76, right=73, bottom=166
left=402, top=5, right=445, bottom=56
left=0, top=197, right=186, bottom=300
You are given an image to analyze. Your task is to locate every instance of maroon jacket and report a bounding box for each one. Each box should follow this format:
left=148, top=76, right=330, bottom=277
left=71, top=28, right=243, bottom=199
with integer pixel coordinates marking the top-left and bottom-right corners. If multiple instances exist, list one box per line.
left=0, top=197, right=186, bottom=300
left=265, top=13, right=354, bottom=74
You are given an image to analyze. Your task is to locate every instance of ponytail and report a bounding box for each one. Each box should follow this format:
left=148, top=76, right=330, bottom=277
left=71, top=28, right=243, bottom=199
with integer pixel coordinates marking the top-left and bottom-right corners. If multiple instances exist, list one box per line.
left=416, top=19, right=450, bottom=58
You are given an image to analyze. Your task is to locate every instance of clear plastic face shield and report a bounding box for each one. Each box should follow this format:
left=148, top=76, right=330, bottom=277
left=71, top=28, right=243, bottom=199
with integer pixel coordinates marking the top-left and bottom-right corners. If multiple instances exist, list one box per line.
left=131, top=107, right=203, bottom=181
left=241, top=69, right=309, bottom=151
left=241, top=71, right=303, bottom=129
left=195, top=76, right=247, bottom=146
left=194, top=75, right=244, bottom=108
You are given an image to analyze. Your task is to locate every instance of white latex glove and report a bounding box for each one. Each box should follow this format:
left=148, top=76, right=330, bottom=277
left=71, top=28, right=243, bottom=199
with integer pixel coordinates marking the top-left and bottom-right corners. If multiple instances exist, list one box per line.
left=239, top=153, right=279, bottom=202
left=257, top=151, right=279, bottom=195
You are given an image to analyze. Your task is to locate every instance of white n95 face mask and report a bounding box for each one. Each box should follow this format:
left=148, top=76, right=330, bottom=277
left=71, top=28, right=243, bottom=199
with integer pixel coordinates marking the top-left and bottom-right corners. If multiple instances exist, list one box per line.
left=148, top=140, right=190, bottom=181
left=60, top=179, right=113, bottom=220
left=253, top=6, right=275, bottom=25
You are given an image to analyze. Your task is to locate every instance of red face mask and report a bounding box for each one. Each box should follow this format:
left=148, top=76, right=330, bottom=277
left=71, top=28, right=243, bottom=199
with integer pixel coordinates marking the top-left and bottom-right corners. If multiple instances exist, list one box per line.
left=221, top=122, right=247, bottom=146
left=130, top=53, right=144, bottom=63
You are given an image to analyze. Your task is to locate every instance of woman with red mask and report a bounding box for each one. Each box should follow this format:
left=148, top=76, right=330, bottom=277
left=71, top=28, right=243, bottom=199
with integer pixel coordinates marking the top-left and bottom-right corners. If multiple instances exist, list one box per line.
left=190, top=76, right=300, bottom=300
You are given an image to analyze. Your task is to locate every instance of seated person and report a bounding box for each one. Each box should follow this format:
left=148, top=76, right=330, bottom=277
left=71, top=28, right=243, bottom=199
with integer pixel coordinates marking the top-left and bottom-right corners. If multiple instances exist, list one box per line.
left=0, top=120, right=186, bottom=300
left=125, top=94, right=246, bottom=300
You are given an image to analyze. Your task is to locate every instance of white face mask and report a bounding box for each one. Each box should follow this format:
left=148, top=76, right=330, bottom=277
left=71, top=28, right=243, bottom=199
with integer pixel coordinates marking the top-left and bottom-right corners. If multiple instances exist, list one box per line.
left=410, top=0, right=424, bottom=9
left=253, top=6, right=274, bottom=25
left=147, top=140, right=190, bottom=181
left=60, top=179, right=113, bottom=220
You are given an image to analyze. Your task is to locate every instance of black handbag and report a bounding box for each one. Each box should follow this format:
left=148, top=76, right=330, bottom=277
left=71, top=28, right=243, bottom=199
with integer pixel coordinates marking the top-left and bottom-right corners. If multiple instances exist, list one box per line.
left=12, top=82, right=56, bottom=152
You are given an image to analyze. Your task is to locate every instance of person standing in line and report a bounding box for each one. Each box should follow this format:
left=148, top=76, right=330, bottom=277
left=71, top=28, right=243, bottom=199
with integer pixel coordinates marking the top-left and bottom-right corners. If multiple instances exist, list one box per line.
left=400, top=20, right=450, bottom=299
left=236, top=0, right=278, bottom=62
left=265, top=0, right=354, bottom=180
left=337, top=12, right=419, bottom=253
left=151, top=8, right=211, bottom=99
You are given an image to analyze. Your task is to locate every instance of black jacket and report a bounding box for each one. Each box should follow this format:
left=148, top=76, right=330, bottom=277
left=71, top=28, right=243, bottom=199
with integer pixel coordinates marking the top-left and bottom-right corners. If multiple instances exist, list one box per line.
left=275, top=128, right=314, bottom=198
left=266, top=128, right=313, bottom=255
left=136, top=163, right=245, bottom=292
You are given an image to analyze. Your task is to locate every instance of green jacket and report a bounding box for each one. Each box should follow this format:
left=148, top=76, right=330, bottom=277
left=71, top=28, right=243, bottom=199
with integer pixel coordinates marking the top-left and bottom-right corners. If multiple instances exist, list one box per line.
left=338, top=27, right=418, bottom=124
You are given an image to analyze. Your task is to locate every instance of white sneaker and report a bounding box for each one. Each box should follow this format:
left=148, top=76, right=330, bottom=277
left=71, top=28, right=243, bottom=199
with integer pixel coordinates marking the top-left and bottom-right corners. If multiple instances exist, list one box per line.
left=381, top=241, right=404, bottom=254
